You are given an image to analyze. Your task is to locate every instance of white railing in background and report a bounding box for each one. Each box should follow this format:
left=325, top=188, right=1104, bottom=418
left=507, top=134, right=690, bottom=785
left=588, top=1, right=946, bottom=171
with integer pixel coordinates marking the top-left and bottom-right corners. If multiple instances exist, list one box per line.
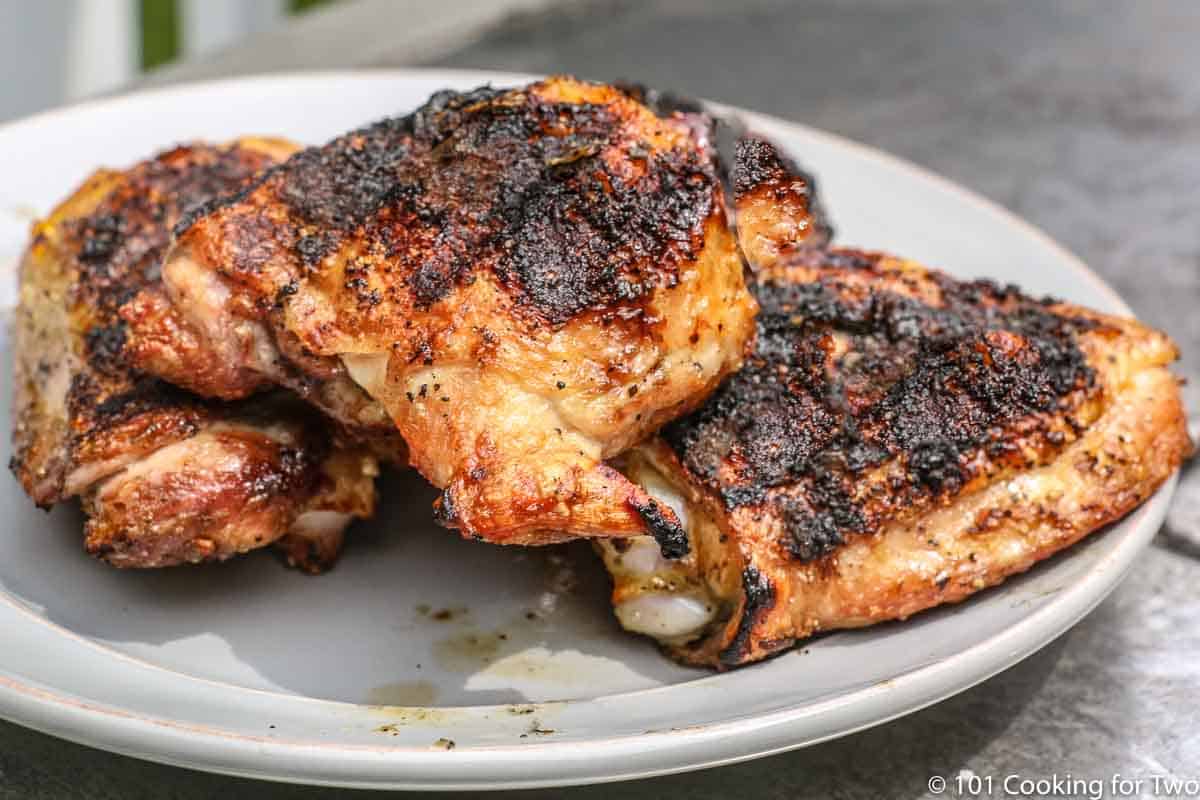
left=180, top=0, right=285, bottom=59
left=64, top=0, right=137, bottom=106
left=0, top=0, right=290, bottom=123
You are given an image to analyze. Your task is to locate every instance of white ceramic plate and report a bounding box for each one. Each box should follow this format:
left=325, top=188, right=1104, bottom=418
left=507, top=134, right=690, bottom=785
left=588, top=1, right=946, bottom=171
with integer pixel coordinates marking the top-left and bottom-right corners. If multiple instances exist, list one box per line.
left=0, top=70, right=1176, bottom=790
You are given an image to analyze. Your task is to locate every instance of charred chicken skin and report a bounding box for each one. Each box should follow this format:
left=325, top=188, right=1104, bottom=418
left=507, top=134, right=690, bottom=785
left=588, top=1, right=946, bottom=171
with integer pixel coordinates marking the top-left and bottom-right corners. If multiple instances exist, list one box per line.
left=599, top=247, right=1190, bottom=667
left=10, top=141, right=378, bottom=571
left=155, top=77, right=757, bottom=549
left=732, top=134, right=832, bottom=269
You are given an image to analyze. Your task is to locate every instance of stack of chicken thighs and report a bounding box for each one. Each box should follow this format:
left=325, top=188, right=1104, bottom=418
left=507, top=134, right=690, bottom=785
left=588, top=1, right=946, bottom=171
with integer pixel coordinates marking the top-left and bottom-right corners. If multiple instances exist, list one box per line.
left=12, top=78, right=1189, bottom=668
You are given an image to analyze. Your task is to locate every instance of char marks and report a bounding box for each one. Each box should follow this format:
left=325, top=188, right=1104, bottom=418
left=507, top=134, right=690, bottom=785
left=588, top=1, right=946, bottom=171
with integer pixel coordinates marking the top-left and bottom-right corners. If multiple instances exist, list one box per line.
left=233, top=82, right=718, bottom=325
left=9, top=143, right=279, bottom=498
left=662, top=249, right=1099, bottom=561
left=9, top=138, right=384, bottom=569
left=629, top=494, right=690, bottom=558
left=68, top=144, right=278, bottom=438
left=733, top=136, right=832, bottom=246
left=718, top=566, right=777, bottom=667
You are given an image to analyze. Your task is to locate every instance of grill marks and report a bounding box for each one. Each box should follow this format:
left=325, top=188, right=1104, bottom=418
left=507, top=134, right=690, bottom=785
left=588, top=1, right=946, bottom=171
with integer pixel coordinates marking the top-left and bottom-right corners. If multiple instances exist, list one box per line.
left=212, top=80, right=719, bottom=325
left=7, top=142, right=293, bottom=505
left=63, top=144, right=280, bottom=440
left=662, top=249, right=1099, bottom=562
left=718, top=566, right=777, bottom=667
left=280, top=115, right=419, bottom=232
left=629, top=494, right=690, bottom=558
left=9, top=141, right=387, bottom=569
left=496, top=132, right=711, bottom=322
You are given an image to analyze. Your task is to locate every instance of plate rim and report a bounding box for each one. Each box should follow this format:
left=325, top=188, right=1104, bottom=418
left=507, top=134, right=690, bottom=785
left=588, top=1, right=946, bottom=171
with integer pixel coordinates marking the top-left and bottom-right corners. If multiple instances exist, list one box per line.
left=0, top=67, right=1174, bottom=790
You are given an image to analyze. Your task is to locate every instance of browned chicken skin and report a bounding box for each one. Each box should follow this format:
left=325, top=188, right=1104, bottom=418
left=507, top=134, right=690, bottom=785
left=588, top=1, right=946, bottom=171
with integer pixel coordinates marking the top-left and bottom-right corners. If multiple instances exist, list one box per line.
left=596, top=135, right=1188, bottom=666
left=10, top=141, right=378, bottom=570
left=733, top=135, right=832, bottom=269
left=600, top=248, right=1190, bottom=667
left=154, top=77, right=757, bottom=549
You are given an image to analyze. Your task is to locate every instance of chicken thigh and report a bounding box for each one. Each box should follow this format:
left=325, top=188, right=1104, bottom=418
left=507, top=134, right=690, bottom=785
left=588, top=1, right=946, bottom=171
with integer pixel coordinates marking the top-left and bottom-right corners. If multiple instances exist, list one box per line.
left=10, top=141, right=378, bottom=570
left=155, top=77, right=757, bottom=548
left=599, top=248, right=1190, bottom=666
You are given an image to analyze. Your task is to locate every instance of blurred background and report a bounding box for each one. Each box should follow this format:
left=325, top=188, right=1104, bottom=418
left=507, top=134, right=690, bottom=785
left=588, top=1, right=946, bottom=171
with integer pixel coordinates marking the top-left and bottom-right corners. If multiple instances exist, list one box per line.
left=0, top=0, right=338, bottom=122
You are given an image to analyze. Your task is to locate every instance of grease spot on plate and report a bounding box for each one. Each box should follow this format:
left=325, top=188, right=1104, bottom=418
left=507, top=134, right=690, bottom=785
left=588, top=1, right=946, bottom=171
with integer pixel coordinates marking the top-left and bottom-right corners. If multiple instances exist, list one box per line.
left=369, top=706, right=464, bottom=726
left=434, top=630, right=507, bottom=669
left=365, top=679, right=438, bottom=706
left=524, top=719, right=555, bottom=736
left=416, top=604, right=470, bottom=622
left=465, top=647, right=652, bottom=694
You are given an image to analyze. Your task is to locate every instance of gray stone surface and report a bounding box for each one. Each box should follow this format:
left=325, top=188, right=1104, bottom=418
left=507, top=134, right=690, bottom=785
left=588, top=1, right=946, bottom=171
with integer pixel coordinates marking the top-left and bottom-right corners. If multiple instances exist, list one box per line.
left=2, top=1, right=1198, bottom=797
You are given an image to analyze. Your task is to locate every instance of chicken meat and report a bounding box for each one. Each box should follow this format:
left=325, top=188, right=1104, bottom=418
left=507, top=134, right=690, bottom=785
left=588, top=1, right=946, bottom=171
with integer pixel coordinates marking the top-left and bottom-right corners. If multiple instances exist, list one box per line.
left=10, top=141, right=379, bottom=571
left=732, top=134, right=832, bottom=269
left=598, top=248, right=1190, bottom=667
left=153, top=77, right=758, bottom=548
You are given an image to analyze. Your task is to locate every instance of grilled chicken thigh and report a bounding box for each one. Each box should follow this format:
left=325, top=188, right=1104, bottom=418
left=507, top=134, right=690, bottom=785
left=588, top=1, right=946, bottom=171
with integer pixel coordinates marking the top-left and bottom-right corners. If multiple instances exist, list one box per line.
left=733, top=135, right=832, bottom=269
left=154, top=77, right=757, bottom=548
left=10, top=141, right=379, bottom=570
left=599, top=248, right=1190, bottom=667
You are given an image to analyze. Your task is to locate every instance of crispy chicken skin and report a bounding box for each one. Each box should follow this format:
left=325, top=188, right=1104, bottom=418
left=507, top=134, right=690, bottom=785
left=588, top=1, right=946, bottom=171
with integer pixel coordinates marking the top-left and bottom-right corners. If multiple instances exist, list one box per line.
left=733, top=135, right=832, bottom=269
left=122, top=268, right=403, bottom=456
left=601, top=249, right=1190, bottom=667
left=10, top=141, right=378, bottom=570
left=156, top=77, right=757, bottom=548
left=84, top=400, right=377, bottom=571
left=614, top=86, right=833, bottom=268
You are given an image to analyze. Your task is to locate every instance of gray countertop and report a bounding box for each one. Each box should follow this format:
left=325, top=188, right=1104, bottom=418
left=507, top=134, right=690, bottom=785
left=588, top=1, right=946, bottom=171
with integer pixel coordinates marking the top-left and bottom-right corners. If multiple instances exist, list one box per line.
left=2, top=1, right=1198, bottom=797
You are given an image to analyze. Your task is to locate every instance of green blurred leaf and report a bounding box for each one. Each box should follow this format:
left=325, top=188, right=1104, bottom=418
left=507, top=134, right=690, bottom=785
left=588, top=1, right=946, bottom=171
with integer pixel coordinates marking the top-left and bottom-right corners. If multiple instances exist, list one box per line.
left=289, top=0, right=339, bottom=14
left=139, top=0, right=179, bottom=70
